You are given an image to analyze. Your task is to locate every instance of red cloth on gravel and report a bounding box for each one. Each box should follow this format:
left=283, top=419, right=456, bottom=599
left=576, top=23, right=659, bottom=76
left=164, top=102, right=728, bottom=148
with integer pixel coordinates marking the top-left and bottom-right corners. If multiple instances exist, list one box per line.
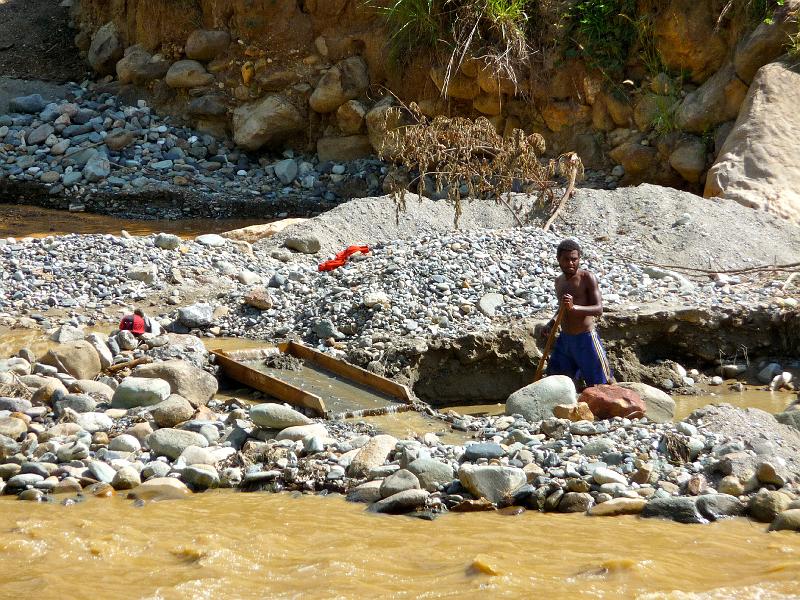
left=318, top=245, right=370, bottom=272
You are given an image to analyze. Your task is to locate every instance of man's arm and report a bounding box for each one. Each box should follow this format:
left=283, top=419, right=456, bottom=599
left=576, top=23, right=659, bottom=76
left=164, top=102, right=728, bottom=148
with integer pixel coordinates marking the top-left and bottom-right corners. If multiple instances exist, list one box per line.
left=566, top=272, right=603, bottom=317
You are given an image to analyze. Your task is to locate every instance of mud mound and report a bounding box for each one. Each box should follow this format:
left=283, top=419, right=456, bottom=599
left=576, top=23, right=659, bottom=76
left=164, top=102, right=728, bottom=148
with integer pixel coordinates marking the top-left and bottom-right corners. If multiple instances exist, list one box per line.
left=555, top=184, right=800, bottom=270
left=268, top=185, right=800, bottom=270
left=264, top=192, right=540, bottom=258
left=0, top=0, right=86, bottom=82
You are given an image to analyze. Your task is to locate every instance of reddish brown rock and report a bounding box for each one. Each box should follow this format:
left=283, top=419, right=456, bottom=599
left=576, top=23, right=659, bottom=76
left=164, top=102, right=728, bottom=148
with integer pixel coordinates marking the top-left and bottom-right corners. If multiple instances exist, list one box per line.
left=578, top=385, right=645, bottom=420
left=244, top=287, right=274, bottom=310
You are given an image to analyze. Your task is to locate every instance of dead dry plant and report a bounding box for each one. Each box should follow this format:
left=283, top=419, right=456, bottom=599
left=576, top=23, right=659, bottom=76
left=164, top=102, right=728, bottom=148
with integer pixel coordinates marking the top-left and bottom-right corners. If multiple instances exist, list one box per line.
left=0, top=374, right=32, bottom=400
left=378, top=102, right=583, bottom=227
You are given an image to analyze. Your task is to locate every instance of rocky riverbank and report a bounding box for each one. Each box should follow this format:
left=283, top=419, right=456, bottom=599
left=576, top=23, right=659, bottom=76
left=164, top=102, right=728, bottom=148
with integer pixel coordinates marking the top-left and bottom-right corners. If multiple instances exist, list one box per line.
left=1, top=328, right=799, bottom=532
left=0, top=195, right=797, bottom=384
left=0, top=86, right=387, bottom=219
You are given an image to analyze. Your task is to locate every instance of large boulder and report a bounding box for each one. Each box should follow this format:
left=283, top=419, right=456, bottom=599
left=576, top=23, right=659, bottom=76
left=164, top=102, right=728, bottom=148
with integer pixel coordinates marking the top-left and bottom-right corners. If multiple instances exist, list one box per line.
left=111, top=377, right=171, bottom=409
left=429, top=67, right=479, bottom=100
left=185, top=30, right=231, bottom=61
left=147, top=428, right=208, bottom=460
left=0, top=434, right=21, bottom=460
left=379, top=469, right=420, bottom=498
left=9, top=94, right=46, bottom=114
left=250, top=403, right=312, bottom=429
left=641, top=497, right=708, bottom=524
left=347, top=434, right=397, bottom=478
left=309, top=57, right=369, bottom=113
left=88, top=22, right=123, bottom=75
left=40, top=341, right=101, bottom=380
left=148, top=333, right=209, bottom=368
left=31, top=377, right=68, bottom=406
left=275, top=423, right=328, bottom=441
left=133, top=360, right=217, bottom=407
left=0, top=417, right=27, bottom=440
left=617, top=382, right=675, bottom=422
left=367, top=489, right=429, bottom=514
left=505, top=376, right=576, bottom=422
left=775, top=410, right=800, bottom=432
left=232, top=95, right=305, bottom=151
left=116, top=45, right=170, bottom=84
left=749, top=488, right=793, bottom=522
left=458, top=464, right=526, bottom=505
left=337, top=99, right=366, bottom=134
left=704, top=61, right=800, bottom=223
left=734, top=1, right=800, bottom=84
left=85, top=333, right=113, bottom=370
left=769, top=509, right=800, bottom=532
left=651, top=0, right=728, bottom=82
left=177, top=303, right=214, bottom=329
left=669, top=137, right=707, bottom=183
left=221, top=218, right=307, bottom=243
left=407, top=458, right=455, bottom=492
left=165, top=60, right=214, bottom=88
left=676, top=63, right=748, bottom=133
left=149, top=394, right=195, bottom=428
left=578, top=385, right=645, bottom=420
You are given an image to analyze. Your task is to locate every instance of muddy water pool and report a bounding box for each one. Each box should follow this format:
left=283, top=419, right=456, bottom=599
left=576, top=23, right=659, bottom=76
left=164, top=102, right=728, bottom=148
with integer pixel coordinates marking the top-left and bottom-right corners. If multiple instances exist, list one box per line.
left=1, top=492, right=799, bottom=599
left=0, top=204, right=267, bottom=238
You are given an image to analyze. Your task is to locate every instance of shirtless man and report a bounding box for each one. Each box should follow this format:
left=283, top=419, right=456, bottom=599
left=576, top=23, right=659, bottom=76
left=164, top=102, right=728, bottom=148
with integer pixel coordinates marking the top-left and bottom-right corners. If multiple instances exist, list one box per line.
left=542, top=239, right=614, bottom=386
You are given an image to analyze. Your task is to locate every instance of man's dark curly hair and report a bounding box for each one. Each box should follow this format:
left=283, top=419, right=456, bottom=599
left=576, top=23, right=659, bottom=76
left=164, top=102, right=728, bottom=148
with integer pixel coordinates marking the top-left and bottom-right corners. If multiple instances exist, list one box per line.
left=557, top=239, right=581, bottom=258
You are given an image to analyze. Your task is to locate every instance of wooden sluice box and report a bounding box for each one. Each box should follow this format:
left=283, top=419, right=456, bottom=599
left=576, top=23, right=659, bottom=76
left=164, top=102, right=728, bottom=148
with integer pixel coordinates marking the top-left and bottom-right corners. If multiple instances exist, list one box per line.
left=211, top=341, right=414, bottom=419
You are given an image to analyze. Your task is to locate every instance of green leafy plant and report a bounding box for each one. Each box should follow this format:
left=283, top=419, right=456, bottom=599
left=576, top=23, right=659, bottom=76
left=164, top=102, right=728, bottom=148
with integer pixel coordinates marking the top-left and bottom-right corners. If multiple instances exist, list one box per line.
left=366, top=0, right=450, bottom=66
left=563, top=0, right=638, bottom=76
left=366, top=0, right=536, bottom=90
left=787, top=29, right=800, bottom=60
left=650, top=98, right=679, bottom=135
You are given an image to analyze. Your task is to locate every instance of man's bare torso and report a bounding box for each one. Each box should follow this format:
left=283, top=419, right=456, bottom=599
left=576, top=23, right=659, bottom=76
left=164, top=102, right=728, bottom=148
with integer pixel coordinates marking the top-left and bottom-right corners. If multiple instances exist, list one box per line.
left=555, top=269, right=599, bottom=334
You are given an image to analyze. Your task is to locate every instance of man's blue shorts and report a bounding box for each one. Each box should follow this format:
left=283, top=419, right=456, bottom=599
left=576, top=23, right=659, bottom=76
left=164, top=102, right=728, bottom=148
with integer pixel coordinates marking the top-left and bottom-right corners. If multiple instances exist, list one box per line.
left=546, top=329, right=614, bottom=385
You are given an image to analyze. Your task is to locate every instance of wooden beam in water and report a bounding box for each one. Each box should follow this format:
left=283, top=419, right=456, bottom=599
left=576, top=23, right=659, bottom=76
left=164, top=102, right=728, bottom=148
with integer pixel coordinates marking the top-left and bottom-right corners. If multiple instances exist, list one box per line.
left=282, top=341, right=414, bottom=404
left=211, top=349, right=327, bottom=417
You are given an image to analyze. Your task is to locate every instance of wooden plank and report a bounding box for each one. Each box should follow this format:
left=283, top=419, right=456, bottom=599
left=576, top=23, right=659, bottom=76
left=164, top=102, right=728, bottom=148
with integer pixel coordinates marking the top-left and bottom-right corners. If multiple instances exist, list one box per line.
left=284, top=341, right=413, bottom=404
left=211, top=350, right=327, bottom=416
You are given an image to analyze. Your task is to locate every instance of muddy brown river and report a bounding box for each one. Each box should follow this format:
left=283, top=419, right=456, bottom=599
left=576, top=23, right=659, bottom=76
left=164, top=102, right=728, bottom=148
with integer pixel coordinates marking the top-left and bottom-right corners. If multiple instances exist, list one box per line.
left=0, top=204, right=266, bottom=238
left=2, top=322, right=799, bottom=597
left=1, top=492, right=799, bottom=599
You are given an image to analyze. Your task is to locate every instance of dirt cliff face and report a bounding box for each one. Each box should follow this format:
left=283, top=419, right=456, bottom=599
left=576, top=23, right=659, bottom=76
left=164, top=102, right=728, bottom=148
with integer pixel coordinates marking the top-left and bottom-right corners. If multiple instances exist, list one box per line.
left=69, top=0, right=797, bottom=200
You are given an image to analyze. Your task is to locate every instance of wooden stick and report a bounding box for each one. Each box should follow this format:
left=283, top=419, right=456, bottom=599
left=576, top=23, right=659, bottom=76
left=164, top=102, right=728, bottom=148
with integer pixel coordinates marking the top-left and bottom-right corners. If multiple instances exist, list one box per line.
left=106, top=356, right=152, bottom=374
left=534, top=303, right=566, bottom=382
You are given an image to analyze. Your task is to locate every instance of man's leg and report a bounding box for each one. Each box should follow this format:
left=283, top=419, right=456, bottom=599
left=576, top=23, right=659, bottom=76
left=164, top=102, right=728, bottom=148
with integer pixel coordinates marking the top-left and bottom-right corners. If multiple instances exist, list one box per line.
left=573, top=330, right=614, bottom=385
left=546, top=334, right=578, bottom=379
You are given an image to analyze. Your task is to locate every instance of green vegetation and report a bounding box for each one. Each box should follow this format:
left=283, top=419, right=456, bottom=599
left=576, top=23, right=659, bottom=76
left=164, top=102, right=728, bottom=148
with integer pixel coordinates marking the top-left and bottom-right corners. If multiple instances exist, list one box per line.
left=367, top=0, right=448, bottom=65
left=563, top=0, right=638, bottom=76
left=719, top=0, right=784, bottom=28
left=365, top=0, right=537, bottom=69
left=650, top=99, right=679, bottom=136
left=787, top=30, right=800, bottom=60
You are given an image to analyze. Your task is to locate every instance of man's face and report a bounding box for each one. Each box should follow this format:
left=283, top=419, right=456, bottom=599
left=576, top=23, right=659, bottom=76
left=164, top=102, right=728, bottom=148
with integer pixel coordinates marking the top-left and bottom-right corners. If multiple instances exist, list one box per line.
left=558, top=250, right=580, bottom=276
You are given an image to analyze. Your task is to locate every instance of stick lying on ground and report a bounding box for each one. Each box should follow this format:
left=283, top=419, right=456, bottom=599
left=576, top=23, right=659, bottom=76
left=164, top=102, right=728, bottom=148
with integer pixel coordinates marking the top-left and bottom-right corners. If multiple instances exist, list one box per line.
left=534, top=303, right=566, bottom=382
left=106, top=356, right=152, bottom=374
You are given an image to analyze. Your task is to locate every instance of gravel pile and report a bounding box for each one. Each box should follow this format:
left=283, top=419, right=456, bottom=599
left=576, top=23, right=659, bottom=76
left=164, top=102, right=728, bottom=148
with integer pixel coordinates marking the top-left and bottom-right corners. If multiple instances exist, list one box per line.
left=0, top=88, right=384, bottom=217
left=0, top=222, right=790, bottom=350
